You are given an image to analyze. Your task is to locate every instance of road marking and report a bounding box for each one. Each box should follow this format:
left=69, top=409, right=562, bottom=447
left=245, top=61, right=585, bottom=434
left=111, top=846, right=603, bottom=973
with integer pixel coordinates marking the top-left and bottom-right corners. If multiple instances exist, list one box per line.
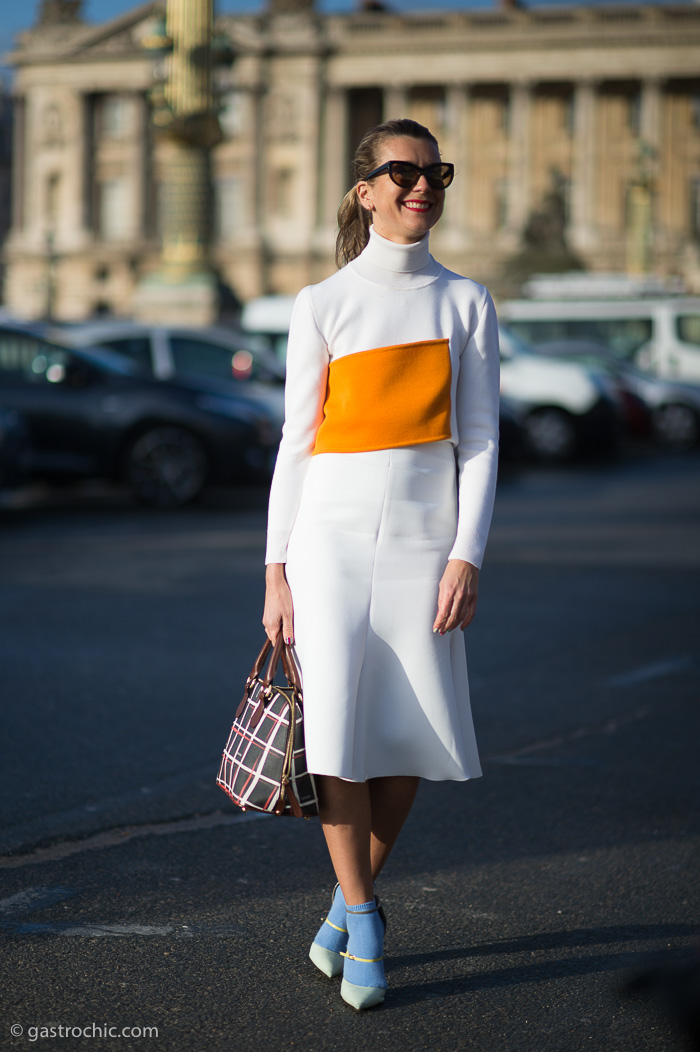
left=0, top=885, right=80, bottom=914
left=485, top=704, right=652, bottom=765
left=604, top=656, right=693, bottom=688
left=0, top=810, right=267, bottom=870
left=0, top=529, right=265, bottom=556
left=0, top=883, right=248, bottom=939
left=0, top=921, right=246, bottom=938
left=491, top=756, right=602, bottom=767
left=0, top=762, right=219, bottom=855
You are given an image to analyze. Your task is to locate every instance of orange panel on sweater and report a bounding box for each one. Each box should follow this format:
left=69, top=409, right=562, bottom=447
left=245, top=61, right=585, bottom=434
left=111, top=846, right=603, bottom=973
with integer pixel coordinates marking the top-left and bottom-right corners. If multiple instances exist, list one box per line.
left=313, top=339, right=452, bottom=455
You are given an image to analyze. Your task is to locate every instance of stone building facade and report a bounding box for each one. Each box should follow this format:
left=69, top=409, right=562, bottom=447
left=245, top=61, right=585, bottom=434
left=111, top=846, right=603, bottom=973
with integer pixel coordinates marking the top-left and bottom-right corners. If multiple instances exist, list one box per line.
left=0, top=83, right=13, bottom=300
left=3, top=0, right=700, bottom=319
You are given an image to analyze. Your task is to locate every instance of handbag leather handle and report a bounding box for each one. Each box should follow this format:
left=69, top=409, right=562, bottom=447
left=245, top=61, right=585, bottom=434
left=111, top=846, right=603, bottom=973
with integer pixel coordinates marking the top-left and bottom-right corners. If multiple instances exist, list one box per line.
left=237, top=636, right=301, bottom=719
left=247, top=636, right=299, bottom=690
left=248, top=637, right=273, bottom=681
left=262, top=635, right=302, bottom=694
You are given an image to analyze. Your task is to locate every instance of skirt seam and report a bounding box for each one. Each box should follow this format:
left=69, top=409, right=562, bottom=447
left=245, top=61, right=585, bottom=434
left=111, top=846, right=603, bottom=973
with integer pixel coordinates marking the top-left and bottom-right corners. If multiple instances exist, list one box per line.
left=352, top=453, right=393, bottom=775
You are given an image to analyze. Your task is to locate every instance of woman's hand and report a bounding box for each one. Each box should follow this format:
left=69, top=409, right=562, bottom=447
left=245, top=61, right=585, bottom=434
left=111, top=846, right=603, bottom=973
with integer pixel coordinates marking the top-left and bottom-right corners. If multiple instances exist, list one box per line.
left=433, top=559, right=479, bottom=635
left=262, top=563, right=295, bottom=644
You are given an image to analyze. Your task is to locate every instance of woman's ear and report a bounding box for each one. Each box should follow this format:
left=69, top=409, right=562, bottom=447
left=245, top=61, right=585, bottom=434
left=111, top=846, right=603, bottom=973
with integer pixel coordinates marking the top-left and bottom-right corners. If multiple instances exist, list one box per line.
left=356, top=181, right=374, bottom=213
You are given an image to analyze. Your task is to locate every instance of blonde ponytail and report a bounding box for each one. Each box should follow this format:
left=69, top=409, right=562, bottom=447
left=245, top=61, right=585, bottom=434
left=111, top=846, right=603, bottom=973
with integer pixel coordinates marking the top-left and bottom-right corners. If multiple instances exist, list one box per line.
left=335, top=187, right=372, bottom=269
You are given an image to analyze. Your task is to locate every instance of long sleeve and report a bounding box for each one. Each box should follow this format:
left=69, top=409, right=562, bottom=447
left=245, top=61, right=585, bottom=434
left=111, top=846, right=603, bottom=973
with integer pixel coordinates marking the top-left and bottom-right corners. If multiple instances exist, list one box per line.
left=265, top=286, right=329, bottom=564
left=448, top=290, right=500, bottom=567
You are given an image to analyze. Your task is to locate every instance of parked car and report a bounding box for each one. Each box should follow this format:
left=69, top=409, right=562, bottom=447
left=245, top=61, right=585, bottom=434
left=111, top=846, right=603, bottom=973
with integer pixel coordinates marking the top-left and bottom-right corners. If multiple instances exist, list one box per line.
left=499, top=326, right=621, bottom=462
left=498, top=296, right=700, bottom=383
left=534, top=339, right=700, bottom=451
left=0, top=325, right=282, bottom=507
left=0, top=406, right=28, bottom=491
left=52, top=320, right=286, bottom=389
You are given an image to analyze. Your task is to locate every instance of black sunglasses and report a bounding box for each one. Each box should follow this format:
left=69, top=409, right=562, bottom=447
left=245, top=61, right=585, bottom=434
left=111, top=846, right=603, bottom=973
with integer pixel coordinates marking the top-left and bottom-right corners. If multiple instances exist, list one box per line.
left=363, top=160, right=455, bottom=191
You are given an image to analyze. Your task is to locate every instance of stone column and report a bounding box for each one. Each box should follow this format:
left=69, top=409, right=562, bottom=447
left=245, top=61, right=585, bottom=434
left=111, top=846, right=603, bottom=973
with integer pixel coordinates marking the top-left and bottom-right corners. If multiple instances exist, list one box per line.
left=61, top=90, right=91, bottom=249
left=321, top=86, right=348, bottom=230
left=10, top=95, right=25, bottom=235
left=640, top=78, right=661, bottom=153
left=133, top=93, right=149, bottom=239
left=443, top=84, right=469, bottom=238
left=506, top=80, right=532, bottom=236
left=570, top=79, right=597, bottom=253
left=384, top=85, right=407, bottom=122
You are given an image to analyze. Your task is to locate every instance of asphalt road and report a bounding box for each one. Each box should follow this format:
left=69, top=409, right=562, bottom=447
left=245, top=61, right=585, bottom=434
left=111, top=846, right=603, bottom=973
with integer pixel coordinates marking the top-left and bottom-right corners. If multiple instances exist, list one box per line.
left=1, top=451, right=699, bottom=1052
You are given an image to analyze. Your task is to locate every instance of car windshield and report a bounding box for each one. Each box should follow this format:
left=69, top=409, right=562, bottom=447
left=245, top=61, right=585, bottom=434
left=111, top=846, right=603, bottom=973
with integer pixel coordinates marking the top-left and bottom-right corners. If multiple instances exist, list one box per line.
left=507, top=317, right=653, bottom=359
left=170, top=334, right=282, bottom=384
left=70, top=344, right=143, bottom=376
left=677, top=315, right=700, bottom=347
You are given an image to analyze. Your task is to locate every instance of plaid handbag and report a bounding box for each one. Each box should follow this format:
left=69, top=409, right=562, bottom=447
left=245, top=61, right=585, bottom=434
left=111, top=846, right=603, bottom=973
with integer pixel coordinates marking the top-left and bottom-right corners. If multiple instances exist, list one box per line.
left=216, top=636, right=319, bottom=818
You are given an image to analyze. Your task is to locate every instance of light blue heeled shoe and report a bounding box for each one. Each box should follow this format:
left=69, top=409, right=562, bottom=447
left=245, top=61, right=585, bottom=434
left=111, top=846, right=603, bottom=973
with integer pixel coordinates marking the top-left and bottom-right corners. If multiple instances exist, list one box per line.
left=309, top=885, right=387, bottom=980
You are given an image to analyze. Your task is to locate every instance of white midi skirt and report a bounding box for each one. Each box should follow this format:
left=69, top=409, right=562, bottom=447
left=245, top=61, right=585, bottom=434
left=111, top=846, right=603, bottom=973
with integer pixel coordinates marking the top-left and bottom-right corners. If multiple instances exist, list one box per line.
left=285, top=441, right=482, bottom=783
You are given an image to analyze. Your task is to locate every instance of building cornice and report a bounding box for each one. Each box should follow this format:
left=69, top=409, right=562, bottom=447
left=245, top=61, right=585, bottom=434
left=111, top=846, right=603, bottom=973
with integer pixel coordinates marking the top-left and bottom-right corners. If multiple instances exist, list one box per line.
left=5, top=2, right=700, bottom=75
left=5, top=0, right=164, bottom=67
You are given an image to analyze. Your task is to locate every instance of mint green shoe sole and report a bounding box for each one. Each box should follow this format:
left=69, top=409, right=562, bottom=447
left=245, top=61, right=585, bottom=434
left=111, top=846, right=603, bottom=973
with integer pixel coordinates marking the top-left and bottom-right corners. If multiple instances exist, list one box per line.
left=309, top=942, right=343, bottom=978
left=340, top=977, right=386, bottom=1010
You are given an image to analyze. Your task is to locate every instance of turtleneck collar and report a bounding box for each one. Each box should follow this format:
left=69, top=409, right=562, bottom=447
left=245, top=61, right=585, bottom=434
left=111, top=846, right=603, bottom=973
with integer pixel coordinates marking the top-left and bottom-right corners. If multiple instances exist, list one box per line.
left=349, top=225, right=442, bottom=289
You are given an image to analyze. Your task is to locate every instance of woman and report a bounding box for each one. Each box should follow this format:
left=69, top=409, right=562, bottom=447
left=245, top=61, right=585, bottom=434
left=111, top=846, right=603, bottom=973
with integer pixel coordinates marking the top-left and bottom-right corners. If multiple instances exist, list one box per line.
left=263, top=118, right=500, bottom=1010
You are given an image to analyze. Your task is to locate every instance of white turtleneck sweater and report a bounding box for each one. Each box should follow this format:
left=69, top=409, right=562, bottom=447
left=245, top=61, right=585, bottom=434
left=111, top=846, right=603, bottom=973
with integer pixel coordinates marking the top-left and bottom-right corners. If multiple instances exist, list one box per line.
left=265, top=227, right=500, bottom=568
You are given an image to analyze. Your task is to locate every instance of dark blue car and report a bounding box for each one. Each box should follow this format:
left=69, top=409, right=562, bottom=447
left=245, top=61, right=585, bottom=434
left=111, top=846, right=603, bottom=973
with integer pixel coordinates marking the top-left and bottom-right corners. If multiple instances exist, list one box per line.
left=0, top=324, right=282, bottom=507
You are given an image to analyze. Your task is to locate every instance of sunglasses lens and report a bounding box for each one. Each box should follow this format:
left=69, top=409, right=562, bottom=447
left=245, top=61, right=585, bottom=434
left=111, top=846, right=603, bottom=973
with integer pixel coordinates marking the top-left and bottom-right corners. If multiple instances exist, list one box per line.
left=389, top=163, right=420, bottom=188
left=426, top=165, right=454, bottom=189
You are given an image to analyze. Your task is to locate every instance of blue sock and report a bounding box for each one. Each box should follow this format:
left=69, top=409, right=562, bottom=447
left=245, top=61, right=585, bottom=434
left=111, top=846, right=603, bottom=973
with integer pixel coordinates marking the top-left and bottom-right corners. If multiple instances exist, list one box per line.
left=312, top=883, right=348, bottom=954
left=343, top=900, right=387, bottom=991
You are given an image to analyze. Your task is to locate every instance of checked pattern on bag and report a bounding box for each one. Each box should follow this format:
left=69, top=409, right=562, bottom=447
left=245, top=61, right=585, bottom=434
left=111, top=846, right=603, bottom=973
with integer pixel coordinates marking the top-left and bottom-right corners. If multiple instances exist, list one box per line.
left=217, top=678, right=318, bottom=817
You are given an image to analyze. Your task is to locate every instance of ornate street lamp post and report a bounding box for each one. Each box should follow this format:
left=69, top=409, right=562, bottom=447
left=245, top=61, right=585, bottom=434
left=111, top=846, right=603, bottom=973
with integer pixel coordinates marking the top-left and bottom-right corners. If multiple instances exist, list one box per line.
left=133, top=0, right=225, bottom=325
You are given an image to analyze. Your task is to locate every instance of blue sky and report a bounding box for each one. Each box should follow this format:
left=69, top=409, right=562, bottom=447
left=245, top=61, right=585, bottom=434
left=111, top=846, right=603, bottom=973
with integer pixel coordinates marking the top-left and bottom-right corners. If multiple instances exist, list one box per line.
left=0, top=0, right=684, bottom=83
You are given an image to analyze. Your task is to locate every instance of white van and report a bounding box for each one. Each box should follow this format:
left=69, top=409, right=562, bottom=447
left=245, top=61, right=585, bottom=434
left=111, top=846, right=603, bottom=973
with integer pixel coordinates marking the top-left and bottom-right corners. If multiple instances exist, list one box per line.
left=498, top=298, right=700, bottom=383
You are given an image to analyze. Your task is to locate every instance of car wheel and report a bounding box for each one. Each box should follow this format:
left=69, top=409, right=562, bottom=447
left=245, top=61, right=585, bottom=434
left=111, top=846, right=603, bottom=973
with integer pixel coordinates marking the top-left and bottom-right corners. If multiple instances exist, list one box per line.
left=652, top=404, right=699, bottom=451
left=125, top=425, right=208, bottom=507
left=524, top=408, right=577, bottom=463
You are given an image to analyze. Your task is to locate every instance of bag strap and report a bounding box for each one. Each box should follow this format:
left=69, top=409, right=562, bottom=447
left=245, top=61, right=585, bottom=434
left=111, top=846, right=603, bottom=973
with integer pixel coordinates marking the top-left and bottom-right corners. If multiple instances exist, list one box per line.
left=248, top=638, right=273, bottom=681
left=280, top=643, right=302, bottom=694
left=262, top=634, right=285, bottom=687
left=236, top=638, right=273, bottom=718
left=262, top=635, right=302, bottom=694
left=235, top=636, right=302, bottom=720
